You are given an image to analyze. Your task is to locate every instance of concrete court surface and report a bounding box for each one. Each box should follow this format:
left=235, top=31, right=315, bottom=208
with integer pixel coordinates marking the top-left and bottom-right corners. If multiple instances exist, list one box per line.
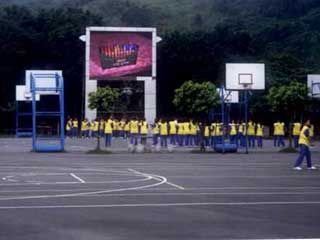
left=0, top=138, right=320, bottom=240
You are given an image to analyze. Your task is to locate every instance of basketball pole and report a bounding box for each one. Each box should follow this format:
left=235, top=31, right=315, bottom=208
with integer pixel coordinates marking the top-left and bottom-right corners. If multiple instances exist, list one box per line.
left=244, top=90, right=249, bottom=154
left=220, top=87, right=225, bottom=153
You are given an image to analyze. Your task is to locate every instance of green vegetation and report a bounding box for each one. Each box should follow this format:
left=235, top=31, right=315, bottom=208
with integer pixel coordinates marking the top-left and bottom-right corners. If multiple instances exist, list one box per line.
left=88, top=87, right=120, bottom=151
left=1, top=0, right=320, bottom=131
left=173, top=81, right=219, bottom=117
left=267, top=81, right=308, bottom=148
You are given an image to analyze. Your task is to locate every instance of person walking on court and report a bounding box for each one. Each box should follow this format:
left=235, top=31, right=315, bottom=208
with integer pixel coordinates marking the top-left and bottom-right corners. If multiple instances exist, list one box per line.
left=293, top=119, right=317, bottom=170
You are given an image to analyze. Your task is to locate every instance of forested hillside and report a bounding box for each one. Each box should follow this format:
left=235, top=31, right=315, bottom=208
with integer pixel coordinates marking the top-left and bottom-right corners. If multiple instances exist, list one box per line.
left=1, top=0, right=320, bottom=131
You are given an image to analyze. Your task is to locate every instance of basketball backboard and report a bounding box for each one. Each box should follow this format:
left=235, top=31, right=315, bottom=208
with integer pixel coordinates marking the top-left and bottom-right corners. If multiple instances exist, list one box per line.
left=16, top=85, right=40, bottom=101
left=217, top=88, right=239, bottom=103
left=307, top=74, right=320, bottom=98
left=25, top=70, right=62, bottom=95
left=226, top=63, right=265, bottom=90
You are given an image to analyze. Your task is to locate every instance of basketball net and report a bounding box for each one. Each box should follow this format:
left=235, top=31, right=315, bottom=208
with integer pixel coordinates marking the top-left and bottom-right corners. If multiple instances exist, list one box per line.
left=241, top=83, right=252, bottom=90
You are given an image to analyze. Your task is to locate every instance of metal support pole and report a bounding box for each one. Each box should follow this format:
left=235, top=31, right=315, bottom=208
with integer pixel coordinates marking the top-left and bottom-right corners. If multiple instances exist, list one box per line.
left=31, top=76, right=36, bottom=151
left=221, top=87, right=225, bottom=153
left=245, top=90, right=249, bottom=154
left=15, top=101, right=18, bottom=137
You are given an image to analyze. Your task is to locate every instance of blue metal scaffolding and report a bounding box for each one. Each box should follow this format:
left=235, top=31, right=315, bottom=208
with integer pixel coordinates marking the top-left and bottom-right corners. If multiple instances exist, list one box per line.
left=31, top=73, right=65, bottom=152
left=16, top=101, right=32, bottom=137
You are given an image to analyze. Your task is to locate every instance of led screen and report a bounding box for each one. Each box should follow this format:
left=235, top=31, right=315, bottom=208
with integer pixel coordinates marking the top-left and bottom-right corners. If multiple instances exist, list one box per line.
left=89, top=31, right=152, bottom=79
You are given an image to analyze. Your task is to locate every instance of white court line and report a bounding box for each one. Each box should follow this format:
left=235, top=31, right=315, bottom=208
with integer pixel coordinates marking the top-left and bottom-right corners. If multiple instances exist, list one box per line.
left=0, top=170, right=167, bottom=201
left=0, top=177, right=152, bottom=186
left=128, top=169, right=185, bottom=190
left=70, top=173, right=85, bottom=183
left=38, top=191, right=320, bottom=197
left=1, top=201, right=320, bottom=209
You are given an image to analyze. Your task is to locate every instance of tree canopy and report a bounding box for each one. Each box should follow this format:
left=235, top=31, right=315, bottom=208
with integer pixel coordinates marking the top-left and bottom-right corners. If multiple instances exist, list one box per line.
left=173, top=81, right=219, bottom=117
left=88, top=87, right=120, bottom=114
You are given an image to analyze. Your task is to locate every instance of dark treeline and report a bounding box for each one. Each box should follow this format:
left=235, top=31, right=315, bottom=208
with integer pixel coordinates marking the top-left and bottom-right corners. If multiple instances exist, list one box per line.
left=0, top=1, right=320, bottom=132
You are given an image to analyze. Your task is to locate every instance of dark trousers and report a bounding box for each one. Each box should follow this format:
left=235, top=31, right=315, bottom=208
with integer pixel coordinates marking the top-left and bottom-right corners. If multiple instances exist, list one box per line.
left=294, top=144, right=312, bottom=168
left=105, top=134, right=112, bottom=146
left=257, top=136, right=263, bottom=147
left=248, top=135, right=255, bottom=148
left=160, top=135, right=167, bottom=147
left=277, top=135, right=285, bottom=147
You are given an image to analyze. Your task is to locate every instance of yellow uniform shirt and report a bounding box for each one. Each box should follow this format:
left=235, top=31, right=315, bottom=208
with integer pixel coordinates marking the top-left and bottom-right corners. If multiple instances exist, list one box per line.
left=278, top=122, right=285, bottom=136
left=152, top=123, right=159, bottom=134
left=177, top=123, right=184, bottom=135
left=184, top=122, right=190, bottom=135
left=247, top=122, right=255, bottom=136
left=140, top=121, right=148, bottom=134
left=204, top=126, right=210, bottom=137
left=104, top=119, right=113, bottom=134
left=169, top=121, right=178, bottom=134
left=273, top=122, right=279, bottom=135
left=160, top=122, right=168, bottom=136
left=229, top=123, right=237, bottom=136
left=92, top=121, right=99, bottom=131
left=299, top=126, right=310, bottom=146
left=215, top=123, right=223, bottom=136
left=72, top=120, right=78, bottom=128
left=130, top=120, right=139, bottom=134
left=293, top=123, right=301, bottom=136
left=190, top=123, right=197, bottom=135
left=66, top=120, right=72, bottom=131
left=211, top=123, right=216, bottom=136
left=256, top=124, right=263, bottom=136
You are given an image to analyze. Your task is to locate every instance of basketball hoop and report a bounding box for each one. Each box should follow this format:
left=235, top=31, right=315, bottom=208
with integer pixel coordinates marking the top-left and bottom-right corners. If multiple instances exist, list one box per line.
left=241, top=83, right=252, bottom=90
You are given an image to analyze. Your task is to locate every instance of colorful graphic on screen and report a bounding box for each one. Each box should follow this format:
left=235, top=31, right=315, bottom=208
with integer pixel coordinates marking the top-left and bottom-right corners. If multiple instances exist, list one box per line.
left=90, top=32, right=152, bottom=79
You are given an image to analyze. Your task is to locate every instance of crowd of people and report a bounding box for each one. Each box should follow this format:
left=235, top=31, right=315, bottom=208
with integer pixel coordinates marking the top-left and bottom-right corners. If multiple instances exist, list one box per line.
left=65, top=117, right=314, bottom=149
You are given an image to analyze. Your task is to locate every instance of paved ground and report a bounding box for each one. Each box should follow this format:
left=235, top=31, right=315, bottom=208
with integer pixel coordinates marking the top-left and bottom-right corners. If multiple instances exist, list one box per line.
left=0, top=138, right=320, bottom=240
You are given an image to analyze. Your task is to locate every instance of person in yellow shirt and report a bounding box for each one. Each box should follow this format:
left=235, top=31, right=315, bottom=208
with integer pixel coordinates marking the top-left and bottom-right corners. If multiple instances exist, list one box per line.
left=278, top=121, right=286, bottom=147
left=204, top=122, right=210, bottom=147
left=247, top=120, right=256, bottom=148
left=273, top=121, right=279, bottom=147
left=292, top=121, right=301, bottom=148
left=72, top=118, right=78, bottom=138
left=152, top=119, right=160, bottom=145
left=112, top=119, right=119, bottom=138
left=139, top=118, right=148, bottom=144
left=91, top=118, right=99, bottom=138
left=65, top=117, right=72, bottom=138
left=238, top=121, right=244, bottom=147
left=293, top=120, right=316, bottom=170
left=184, top=121, right=191, bottom=146
left=119, top=118, right=126, bottom=138
left=229, top=120, right=237, bottom=145
left=81, top=118, right=90, bottom=138
left=177, top=120, right=185, bottom=146
left=210, top=122, right=216, bottom=147
left=159, top=119, right=168, bottom=147
left=216, top=122, right=223, bottom=145
left=256, top=123, right=264, bottom=148
left=190, top=120, right=198, bottom=146
left=99, top=119, right=105, bottom=137
left=124, top=120, right=130, bottom=139
left=129, top=117, right=139, bottom=145
left=104, top=116, right=113, bottom=147
left=169, top=118, right=178, bottom=145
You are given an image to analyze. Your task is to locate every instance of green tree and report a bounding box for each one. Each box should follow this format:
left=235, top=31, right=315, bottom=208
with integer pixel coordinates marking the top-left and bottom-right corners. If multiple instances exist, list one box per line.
left=173, top=81, right=219, bottom=118
left=267, top=81, right=308, bottom=149
left=88, top=87, right=120, bottom=150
